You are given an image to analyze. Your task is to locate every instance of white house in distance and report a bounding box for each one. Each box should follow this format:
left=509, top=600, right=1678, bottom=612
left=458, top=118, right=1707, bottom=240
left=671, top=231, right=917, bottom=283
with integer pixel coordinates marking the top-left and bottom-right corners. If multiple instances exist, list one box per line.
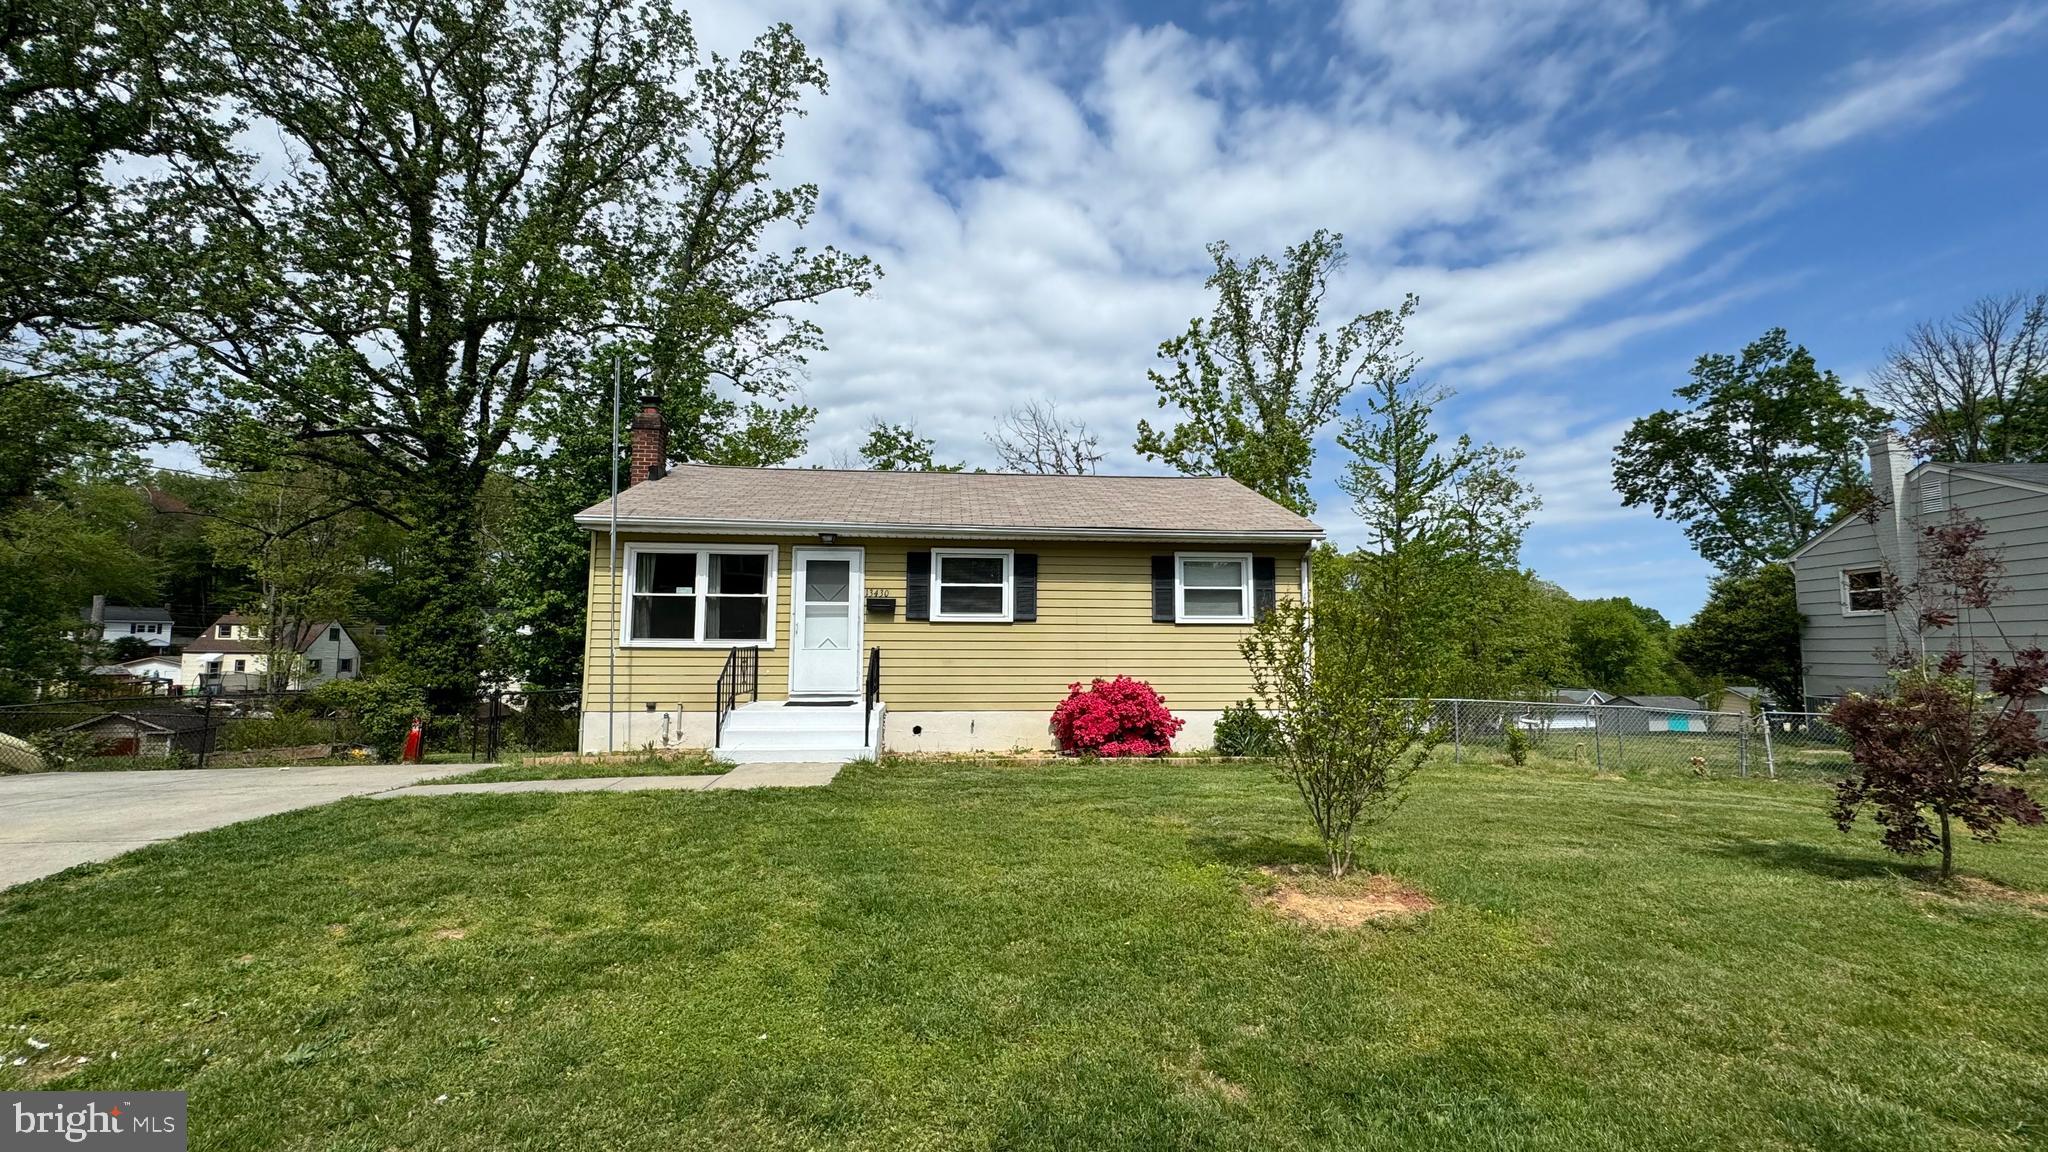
left=178, top=613, right=362, bottom=692
left=82, top=601, right=176, bottom=649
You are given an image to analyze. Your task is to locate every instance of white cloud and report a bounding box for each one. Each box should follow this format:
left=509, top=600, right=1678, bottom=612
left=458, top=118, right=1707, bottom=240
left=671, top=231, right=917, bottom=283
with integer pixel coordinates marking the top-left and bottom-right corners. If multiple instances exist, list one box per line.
left=680, top=0, right=2035, bottom=614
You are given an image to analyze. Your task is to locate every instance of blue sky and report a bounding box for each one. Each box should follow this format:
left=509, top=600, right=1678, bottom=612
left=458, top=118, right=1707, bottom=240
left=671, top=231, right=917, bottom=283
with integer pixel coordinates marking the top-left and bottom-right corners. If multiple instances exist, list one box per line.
left=147, top=1, right=2041, bottom=623
left=684, top=0, right=2047, bottom=622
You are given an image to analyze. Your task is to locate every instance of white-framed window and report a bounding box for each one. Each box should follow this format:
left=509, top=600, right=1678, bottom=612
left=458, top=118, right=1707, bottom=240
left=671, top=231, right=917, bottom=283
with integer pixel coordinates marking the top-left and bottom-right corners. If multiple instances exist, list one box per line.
left=1176, top=552, right=1253, bottom=623
left=1842, top=566, right=1885, bottom=615
left=620, top=543, right=778, bottom=647
left=931, top=548, right=1013, bottom=622
left=232, top=658, right=246, bottom=673
left=217, top=623, right=232, bottom=638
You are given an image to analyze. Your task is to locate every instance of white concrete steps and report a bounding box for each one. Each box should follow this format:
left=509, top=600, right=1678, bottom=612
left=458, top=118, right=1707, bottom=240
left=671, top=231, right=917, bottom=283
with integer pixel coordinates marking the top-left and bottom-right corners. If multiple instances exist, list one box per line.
left=715, top=700, right=877, bottom=765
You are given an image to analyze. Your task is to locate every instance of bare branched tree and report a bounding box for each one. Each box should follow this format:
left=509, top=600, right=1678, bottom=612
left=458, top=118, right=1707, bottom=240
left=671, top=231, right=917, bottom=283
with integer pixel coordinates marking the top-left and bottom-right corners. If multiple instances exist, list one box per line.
left=986, top=400, right=1104, bottom=475
left=1874, top=292, right=2048, bottom=463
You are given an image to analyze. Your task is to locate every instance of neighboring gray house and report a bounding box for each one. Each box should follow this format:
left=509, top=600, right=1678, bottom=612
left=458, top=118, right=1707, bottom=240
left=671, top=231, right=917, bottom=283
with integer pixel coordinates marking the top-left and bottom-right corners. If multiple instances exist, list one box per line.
left=1789, top=434, right=2048, bottom=707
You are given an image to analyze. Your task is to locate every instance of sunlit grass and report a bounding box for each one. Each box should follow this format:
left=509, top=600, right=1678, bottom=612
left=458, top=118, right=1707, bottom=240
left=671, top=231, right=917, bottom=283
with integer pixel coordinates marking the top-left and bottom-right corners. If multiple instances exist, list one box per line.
left=3, top=757, right=2045, bottom=1150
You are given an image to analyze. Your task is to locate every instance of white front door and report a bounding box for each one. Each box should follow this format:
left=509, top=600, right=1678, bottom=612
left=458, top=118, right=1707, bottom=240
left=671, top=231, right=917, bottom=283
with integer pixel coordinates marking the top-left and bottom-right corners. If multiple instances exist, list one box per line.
left=790, top=548, right=863, bottom=696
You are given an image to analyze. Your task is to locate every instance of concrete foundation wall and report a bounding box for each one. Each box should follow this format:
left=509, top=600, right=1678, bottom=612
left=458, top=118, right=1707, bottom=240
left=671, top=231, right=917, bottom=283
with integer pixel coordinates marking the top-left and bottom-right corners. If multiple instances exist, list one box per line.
left=578, top=708, right=1226, bottom=755
left=882, top=710, right=1223, bottom=755
left=579, top=710, right=716, bottom=755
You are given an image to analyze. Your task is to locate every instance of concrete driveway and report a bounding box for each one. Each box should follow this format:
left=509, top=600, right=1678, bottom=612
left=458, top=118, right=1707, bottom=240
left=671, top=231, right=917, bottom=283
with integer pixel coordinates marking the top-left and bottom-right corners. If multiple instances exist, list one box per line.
left=0, top=764, right=472, bottom=889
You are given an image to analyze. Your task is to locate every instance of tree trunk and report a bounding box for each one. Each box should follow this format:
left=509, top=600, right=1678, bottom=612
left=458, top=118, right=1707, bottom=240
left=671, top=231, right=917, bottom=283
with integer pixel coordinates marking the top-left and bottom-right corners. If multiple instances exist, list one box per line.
left=1938, top=806, right=1954, bottom=880
left=387, top=465, right=488, bottom=713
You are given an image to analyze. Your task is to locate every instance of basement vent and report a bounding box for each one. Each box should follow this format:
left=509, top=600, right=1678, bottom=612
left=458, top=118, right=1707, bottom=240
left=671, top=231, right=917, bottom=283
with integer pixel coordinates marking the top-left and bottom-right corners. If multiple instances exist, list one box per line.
left=1919, top=472, right=1948, bottom=517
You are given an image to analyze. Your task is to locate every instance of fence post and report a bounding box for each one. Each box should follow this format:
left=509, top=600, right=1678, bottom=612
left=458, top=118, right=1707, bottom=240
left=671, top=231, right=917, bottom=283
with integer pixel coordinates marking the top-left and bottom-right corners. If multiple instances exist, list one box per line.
left=1761, top=712, right=1777, bottom=779
left=1738, top=718, right=1749, bottom=778
left=198, top=698, right=215, bottom=770
left=486, top=689, right=502, bottom=762
left=1451, top=699, right=1462, bottom=763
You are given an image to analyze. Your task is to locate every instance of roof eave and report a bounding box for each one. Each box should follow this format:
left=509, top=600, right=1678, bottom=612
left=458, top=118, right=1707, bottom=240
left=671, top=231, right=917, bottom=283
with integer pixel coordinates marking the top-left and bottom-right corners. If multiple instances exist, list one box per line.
left=571, top=514, right=1324, bottom=543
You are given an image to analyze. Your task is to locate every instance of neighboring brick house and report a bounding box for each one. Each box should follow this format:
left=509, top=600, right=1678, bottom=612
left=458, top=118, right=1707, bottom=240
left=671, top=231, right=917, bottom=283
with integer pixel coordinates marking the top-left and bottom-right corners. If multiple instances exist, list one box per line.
left=179, top=614, right=362, bottom=692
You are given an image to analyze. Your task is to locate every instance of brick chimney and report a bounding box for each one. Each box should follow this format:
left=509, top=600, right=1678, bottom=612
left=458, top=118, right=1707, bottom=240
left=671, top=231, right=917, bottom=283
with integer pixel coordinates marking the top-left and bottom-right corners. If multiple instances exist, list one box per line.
left=628, top=395, right=667, bottom=485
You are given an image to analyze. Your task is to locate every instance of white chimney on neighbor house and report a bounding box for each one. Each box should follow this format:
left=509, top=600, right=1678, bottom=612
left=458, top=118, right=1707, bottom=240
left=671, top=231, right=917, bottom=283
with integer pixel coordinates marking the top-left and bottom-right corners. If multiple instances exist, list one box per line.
left=1867, top=431, right=1918, bottom=645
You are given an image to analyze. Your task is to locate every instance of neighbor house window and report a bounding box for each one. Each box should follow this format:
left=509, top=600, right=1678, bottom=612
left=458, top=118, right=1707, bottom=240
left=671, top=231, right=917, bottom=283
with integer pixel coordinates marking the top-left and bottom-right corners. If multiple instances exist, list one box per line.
left=306, top=659, right=322, bottom=673
left=931, top=549, right=1012, bottom=621
left=1842, top=567, right=1885, bottom=615
left=328, top=626, right=341, bottom=642
left=217, top=623, right=232, bottom=638
left=338, top=657, right=353, bottom=673
left=622, top=544, right=777, bottom=646
left=232, top=658, right=246, bottom=673
left=1175, top=553, right=1253, bottom=623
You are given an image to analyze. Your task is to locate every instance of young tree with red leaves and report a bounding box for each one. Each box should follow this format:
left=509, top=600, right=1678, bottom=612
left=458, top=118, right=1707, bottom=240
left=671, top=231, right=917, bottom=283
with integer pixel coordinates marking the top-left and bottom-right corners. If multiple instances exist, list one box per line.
left=1829, top=513, right=2046, bottom=878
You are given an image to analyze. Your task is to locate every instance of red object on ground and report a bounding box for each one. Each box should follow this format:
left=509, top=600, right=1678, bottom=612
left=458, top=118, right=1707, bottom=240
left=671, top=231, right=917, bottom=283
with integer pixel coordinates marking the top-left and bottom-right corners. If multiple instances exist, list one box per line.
left=401, top=718, right=424, bottom=764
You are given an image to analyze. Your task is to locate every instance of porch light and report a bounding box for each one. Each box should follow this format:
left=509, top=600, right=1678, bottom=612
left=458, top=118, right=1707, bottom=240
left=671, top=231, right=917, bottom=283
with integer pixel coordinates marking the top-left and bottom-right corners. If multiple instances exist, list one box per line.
left=819, top=532, right=837, bottom=545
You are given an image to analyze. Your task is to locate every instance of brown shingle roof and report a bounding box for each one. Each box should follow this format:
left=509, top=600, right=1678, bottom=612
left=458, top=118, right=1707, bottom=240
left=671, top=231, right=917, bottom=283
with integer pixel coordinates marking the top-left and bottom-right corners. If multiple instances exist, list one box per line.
left=574, top=465, right=1323, bottom=539
left=184, top=615, right=344, bottom=655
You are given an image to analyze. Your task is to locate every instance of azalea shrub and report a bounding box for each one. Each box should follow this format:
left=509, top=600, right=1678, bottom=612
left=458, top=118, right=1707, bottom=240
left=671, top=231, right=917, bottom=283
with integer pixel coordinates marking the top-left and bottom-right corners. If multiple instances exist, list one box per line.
left=1051, top=676, right=1185, bottom=758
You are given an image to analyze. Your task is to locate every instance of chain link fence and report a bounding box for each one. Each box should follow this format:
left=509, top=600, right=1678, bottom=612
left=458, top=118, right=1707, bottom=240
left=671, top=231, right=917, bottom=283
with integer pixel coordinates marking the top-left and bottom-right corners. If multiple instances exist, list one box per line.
left=1432, top=698, right=1766, bottom=778
left=0, top=688, right=580, bottom=774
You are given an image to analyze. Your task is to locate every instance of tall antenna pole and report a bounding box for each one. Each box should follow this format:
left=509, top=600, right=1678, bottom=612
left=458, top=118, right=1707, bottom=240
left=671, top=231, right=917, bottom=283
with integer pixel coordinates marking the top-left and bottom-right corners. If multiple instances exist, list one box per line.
left=608, top=354, right=621, bottom=754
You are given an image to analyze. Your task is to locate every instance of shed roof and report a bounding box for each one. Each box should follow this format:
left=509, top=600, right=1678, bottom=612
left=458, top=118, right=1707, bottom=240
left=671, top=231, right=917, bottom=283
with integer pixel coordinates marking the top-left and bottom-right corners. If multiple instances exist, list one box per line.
left=1608, top=695, right=1704, bottom=712
left=575, top=464, right=1323, bottom=541
left=59, top=706, right=211, bottom=734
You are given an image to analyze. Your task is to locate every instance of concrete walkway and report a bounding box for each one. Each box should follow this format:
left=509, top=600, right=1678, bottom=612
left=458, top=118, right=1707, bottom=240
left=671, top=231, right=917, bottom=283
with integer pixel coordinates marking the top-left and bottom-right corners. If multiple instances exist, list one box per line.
left=0, top=763, right=475, bottom=889
left=376, top=761, right=842, bottom=797
left=0, top=761, right=842, bottom=890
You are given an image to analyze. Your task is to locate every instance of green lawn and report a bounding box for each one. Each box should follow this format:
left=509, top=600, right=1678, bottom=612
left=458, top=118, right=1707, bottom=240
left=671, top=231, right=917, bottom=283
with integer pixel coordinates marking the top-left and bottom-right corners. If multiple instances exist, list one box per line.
left=435, top=751, right=727, bottom=784
left=3, top=757, right=2046, bottom=1150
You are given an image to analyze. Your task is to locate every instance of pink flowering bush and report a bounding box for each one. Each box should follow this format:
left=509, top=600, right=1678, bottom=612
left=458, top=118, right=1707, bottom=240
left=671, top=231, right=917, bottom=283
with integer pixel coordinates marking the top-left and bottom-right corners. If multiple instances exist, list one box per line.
left=1050, top=676, right=1186, bottom=757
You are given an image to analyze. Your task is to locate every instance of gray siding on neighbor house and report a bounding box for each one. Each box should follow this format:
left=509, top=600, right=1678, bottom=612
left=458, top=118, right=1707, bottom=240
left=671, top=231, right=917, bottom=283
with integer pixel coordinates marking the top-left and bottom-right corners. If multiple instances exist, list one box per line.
left=1942, top=471, right=2048, bottom=647
left=1794, top=513, right=1888, bottom=702
left=1794, top=467, right=2048, bottom=704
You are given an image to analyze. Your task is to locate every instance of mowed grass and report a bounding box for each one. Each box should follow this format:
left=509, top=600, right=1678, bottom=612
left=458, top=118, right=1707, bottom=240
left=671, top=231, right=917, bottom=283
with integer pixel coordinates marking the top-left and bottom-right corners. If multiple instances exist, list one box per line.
left=436, top=751, right=727, bottom=784
left=3, top=757, right=2047, bottom=1150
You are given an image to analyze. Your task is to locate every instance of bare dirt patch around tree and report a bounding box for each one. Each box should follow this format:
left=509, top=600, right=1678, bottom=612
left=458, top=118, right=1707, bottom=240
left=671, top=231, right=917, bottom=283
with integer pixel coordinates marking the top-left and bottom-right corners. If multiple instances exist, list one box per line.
left=1253, top=865, right=1436, bottom=929
left=1934, top=876, right=2048, bottom=915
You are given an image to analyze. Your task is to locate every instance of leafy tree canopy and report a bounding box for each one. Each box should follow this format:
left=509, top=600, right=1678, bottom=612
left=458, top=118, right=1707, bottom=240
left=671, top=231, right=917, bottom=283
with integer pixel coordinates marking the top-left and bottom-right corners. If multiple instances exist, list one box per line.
left=1614, top=328, right=1886, bottom=573
left=859, top=420, right=962, bottom=472
left=1137, top=230, right=1415, bottom=515
left=38, top=1, right=875, bottom=706
left=1674, top=564, right=1802, bottom=707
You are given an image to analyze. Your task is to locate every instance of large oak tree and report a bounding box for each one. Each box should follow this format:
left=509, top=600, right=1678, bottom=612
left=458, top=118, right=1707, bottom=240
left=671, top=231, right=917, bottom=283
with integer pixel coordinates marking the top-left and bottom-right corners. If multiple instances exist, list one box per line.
left=55, top=0, right=875, bottom=705
left=1614, top=329, right=1886, bottom=573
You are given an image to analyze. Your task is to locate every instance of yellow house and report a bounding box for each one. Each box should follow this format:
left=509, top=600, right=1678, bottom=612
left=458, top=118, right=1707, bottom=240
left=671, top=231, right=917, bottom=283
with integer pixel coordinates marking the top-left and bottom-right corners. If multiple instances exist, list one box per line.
left=576, top=406, right=1322, bottom=760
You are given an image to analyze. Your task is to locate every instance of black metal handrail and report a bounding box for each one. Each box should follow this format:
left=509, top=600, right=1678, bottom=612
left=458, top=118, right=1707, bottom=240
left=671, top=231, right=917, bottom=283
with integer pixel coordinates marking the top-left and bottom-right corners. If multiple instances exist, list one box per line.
left=714, top=646, right=759, bottom=746
left=863, top=646, right=881, bottom=747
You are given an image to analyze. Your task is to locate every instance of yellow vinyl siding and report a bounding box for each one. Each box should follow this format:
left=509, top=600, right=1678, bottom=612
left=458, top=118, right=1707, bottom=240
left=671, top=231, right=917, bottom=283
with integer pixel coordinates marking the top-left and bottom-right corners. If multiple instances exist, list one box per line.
left=581, top=534, right=1306, bottom=714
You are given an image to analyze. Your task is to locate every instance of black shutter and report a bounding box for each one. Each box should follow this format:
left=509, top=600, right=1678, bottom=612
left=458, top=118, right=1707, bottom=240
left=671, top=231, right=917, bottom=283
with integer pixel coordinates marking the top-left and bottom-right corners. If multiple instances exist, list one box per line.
left=1014, top=553, right=1038, bottom=622
left=1253, top=556, right=1277, bottom=620
left=1152, top=555, right=1175, bottom=622
left=906, top=551, right=931, bottom=621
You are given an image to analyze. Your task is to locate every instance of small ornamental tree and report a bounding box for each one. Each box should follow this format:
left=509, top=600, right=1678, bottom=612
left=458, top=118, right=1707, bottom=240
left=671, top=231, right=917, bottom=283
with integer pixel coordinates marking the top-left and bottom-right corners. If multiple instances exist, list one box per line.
left=1241, top=595, right=1437, bottom=878
left=1829, top=512, right=2046, bottom=878
left=1051, top=677, right=1185, bottom=757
